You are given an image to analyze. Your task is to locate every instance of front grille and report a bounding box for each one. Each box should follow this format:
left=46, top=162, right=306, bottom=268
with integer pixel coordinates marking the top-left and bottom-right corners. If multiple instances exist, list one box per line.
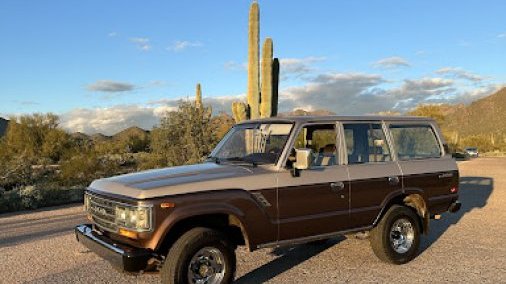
left=87, top=194, right=118, bottom=233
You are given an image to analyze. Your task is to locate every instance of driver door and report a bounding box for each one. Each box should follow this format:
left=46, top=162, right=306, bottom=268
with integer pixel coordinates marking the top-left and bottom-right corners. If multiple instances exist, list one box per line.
left=276, top=123, right=350, bottom=241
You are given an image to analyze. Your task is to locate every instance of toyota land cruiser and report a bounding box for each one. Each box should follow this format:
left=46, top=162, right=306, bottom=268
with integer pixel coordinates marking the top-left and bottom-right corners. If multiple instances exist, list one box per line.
left=75, top=115, right=461, bottom=283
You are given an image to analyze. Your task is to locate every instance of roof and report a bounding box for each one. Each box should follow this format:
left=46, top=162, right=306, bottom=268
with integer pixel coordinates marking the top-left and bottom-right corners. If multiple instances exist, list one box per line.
left=237, top=115, right=434, bottom=125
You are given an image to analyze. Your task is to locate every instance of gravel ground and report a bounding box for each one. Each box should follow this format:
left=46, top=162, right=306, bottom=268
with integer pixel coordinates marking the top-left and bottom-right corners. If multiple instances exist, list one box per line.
left=1, top=158, right=505, bottom=283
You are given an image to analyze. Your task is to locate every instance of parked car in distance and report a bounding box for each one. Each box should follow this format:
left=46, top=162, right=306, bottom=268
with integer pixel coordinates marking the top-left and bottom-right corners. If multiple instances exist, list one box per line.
left=75, top=115, right=461, bottom=284
left=464, top=147, right=479, bottom=158
left=452, top=151, right=470, bottom=161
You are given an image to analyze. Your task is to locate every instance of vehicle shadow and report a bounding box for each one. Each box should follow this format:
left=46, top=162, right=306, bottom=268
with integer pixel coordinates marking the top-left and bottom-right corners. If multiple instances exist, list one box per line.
left=419, top=176, right=493, bottom=253
left=235, top=236, right=344, bottom=284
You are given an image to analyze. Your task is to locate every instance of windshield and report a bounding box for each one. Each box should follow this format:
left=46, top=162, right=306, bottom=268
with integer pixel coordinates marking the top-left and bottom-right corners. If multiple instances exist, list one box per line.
left=209, top=123, right=293, bottom=165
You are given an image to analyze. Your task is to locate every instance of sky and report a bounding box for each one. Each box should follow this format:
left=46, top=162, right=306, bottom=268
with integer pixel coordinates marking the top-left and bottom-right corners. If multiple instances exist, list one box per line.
left=1, top=0, right=505, bottom=135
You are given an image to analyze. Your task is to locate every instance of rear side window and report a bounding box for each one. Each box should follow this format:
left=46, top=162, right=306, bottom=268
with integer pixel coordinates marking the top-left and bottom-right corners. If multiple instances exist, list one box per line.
left=389, top=125, right=441, bottom=160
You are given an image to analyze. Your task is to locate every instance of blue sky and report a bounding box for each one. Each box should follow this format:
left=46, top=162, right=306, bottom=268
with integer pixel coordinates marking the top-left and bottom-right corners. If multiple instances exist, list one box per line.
left=1, top=0, right=505, bottom=134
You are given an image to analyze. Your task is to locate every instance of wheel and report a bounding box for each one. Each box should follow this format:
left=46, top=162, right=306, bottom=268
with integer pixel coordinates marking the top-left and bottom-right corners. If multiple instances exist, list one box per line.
left=160, top=227, right=236, bottom=284
left=369, top=205, right=421, bottom=264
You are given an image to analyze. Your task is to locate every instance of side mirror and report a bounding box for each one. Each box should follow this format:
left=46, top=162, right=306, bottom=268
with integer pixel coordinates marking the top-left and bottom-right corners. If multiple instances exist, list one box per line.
left=293, top=148, right=313, bottom=170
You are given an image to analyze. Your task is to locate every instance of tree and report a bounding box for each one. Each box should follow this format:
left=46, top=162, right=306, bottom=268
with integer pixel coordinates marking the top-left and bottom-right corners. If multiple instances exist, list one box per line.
left=408, top=105, right=446, bottom=125
left=150, top=100, right=216, bottom=167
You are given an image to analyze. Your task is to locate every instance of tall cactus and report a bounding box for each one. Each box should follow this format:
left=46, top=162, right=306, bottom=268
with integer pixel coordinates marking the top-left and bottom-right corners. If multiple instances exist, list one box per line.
left=247, top=1, right=260, bottom=119
left=271, top=58, right=279, bottom=117
left=232, top=1, right=279, bottom=123
left=260, top=38, right=273, bottom=118
left=195, top=83, right=202, bottom=109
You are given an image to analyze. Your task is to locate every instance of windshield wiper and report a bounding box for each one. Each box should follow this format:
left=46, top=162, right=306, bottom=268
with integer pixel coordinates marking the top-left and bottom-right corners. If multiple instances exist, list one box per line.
left=223, top=157, right=257, bottom=167
left=206, top=156, right=221, bottom=164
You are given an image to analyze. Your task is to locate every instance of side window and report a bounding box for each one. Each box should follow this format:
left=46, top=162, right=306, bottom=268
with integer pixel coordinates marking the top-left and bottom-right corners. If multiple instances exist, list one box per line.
left=343, top=123, right=392, bottom=164
left=291, top=124, right=338, bottom=167
left=389, top=125, right=441, bottom=160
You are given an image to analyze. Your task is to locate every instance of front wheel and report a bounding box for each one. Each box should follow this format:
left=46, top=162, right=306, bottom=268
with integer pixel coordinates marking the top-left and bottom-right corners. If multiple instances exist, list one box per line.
left=160, top=227, right=236, bottom=284
left=369, top=205, right=421, bottom=264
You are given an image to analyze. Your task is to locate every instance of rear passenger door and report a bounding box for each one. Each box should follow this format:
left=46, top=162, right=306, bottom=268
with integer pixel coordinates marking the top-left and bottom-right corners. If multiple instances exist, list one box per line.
left=388, top=123, right=458, bottom=214
left=343, top=122, right=403, bottom=228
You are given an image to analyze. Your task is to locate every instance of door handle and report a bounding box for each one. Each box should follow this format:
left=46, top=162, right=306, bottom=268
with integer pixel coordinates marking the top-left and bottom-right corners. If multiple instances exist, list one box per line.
left=330, top=181, right=345, bottom=192
left=388, top=176, right=400, bottom=186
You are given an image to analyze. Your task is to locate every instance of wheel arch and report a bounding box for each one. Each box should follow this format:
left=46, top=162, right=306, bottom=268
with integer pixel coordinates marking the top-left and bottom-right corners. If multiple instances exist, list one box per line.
left=155, top=206, right=252, bottom=255
left=373, top=189, right=429, bottom=234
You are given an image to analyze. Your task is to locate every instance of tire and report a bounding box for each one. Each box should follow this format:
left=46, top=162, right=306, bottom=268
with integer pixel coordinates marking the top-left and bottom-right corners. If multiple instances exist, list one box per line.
left=160, top=227, right=236, bottom=284
left=369, top=205, right=421, bottom=264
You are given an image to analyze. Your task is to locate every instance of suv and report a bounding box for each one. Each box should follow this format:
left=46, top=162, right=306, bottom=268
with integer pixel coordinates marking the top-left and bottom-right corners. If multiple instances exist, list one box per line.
left=76, top=116, right=461, bottom=283
left=464, top=147, right=479, bottom=158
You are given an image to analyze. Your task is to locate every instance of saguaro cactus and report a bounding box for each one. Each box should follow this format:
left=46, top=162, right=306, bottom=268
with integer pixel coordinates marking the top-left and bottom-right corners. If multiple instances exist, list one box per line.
left=260, top=38, right=273, bottom=118
left=247, top=1, right=260, bottom=120
left=232, top=1, right=279, bottom=123
left=195, top=83, right=202, bottom=109
left=271, top=58, right=279, bottom=117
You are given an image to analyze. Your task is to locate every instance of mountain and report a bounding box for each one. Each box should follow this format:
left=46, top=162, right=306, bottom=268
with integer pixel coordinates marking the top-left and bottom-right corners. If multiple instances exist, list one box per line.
left=70, top=132, right=90, bottom=141
left=445, top=87, right=506, bottom=137
left=90, top=133, right=111, bottom=142
left=112, top=126, right=149, bottom=141
left=0, top=118, right=8, bottom=137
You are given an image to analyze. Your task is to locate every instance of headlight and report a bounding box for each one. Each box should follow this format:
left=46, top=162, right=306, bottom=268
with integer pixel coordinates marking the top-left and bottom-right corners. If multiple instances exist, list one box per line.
left=115, top=205, right=152, bottom=232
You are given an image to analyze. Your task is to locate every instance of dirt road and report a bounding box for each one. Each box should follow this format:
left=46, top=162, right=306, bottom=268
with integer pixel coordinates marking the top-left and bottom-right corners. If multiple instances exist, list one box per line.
left=1, top=158, right=505, bottom=283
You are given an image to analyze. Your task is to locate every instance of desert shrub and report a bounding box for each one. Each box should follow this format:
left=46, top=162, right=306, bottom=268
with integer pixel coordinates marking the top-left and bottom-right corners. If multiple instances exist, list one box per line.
left=0, top=185, right=84, bottom=213
left=0, top=154, right=35, bottom=189
left=59, top=150, right=120, bottom=186
left=150, top=100, right=216, bottom=168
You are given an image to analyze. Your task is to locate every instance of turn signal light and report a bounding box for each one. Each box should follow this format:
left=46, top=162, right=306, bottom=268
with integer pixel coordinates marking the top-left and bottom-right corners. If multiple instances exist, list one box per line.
left=119, top=228, right=138, bottom=239
left=161, top=202, right=176, bottom=209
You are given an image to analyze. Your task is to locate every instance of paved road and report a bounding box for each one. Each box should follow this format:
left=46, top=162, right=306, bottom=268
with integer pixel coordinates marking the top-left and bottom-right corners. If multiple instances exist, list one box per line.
left=1, top=158, right=505, bottom=283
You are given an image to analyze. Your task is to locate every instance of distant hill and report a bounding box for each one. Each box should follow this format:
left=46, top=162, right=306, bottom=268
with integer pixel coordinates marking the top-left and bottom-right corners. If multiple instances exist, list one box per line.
left=90, top=133, right=111, bottom=142
left=112, top=126, right=149, bottom=141
left=70, top=132, right=90, bottom=141
left=0, top=118, right=8, bottom=137
left=445, top=87, right=506, bottom=137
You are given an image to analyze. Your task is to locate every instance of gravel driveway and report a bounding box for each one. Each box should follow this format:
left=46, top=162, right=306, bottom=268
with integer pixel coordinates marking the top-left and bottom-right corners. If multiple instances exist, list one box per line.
left=1, top=158, right=505, bottom=283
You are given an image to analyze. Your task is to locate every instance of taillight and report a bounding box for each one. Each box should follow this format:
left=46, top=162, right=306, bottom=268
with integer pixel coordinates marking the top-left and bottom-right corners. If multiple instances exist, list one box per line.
left=450, top=186, right=458, bottom=193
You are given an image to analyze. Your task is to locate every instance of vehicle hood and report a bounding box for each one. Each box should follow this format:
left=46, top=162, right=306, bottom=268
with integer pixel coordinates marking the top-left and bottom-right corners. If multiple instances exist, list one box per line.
left=89, top=162, right=270, bottom=199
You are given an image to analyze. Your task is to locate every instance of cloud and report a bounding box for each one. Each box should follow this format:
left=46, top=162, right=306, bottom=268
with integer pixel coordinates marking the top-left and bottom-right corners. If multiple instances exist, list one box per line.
left=61, top=105, right=174, bottom=135
left=435, top=67, right=484, bottom=82
left=12, top=100, right=39, bottom=106
left=223, top=56, right=326, bottom=79
left=498, top=33, right=506, bottom=38
left=278, top=74, right=465, bottom=114
left=224, top=61, right=247, bottom=71
left=86, top=80, right=136, bottom=93
left=167, top=40, right=202, bottom=52
left=279, top=56, right=326, bottom=79
left=108, top=32, right=117, bottom=37
left=129, top=37, right=151, bottom=51
left=373, top=56, right=411, bottom=69
left=148, top=94, right=244, bottom=115
left=63, top=69, right=496, bottom=135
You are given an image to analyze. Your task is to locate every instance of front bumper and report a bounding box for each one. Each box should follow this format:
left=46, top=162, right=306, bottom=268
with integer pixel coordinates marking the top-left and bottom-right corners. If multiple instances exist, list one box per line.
left=75, top=224, right=155, bottom=272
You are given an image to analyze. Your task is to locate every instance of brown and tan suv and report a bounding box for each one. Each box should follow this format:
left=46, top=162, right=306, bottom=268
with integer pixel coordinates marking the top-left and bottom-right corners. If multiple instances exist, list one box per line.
left=75, top=116, right=461, bottom=283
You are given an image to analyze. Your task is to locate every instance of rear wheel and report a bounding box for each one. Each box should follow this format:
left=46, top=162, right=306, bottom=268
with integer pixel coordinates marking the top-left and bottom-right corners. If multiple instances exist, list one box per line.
left=160, top=227, right=236, bottom=284
left=370, top=205, right=421, bottom=264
